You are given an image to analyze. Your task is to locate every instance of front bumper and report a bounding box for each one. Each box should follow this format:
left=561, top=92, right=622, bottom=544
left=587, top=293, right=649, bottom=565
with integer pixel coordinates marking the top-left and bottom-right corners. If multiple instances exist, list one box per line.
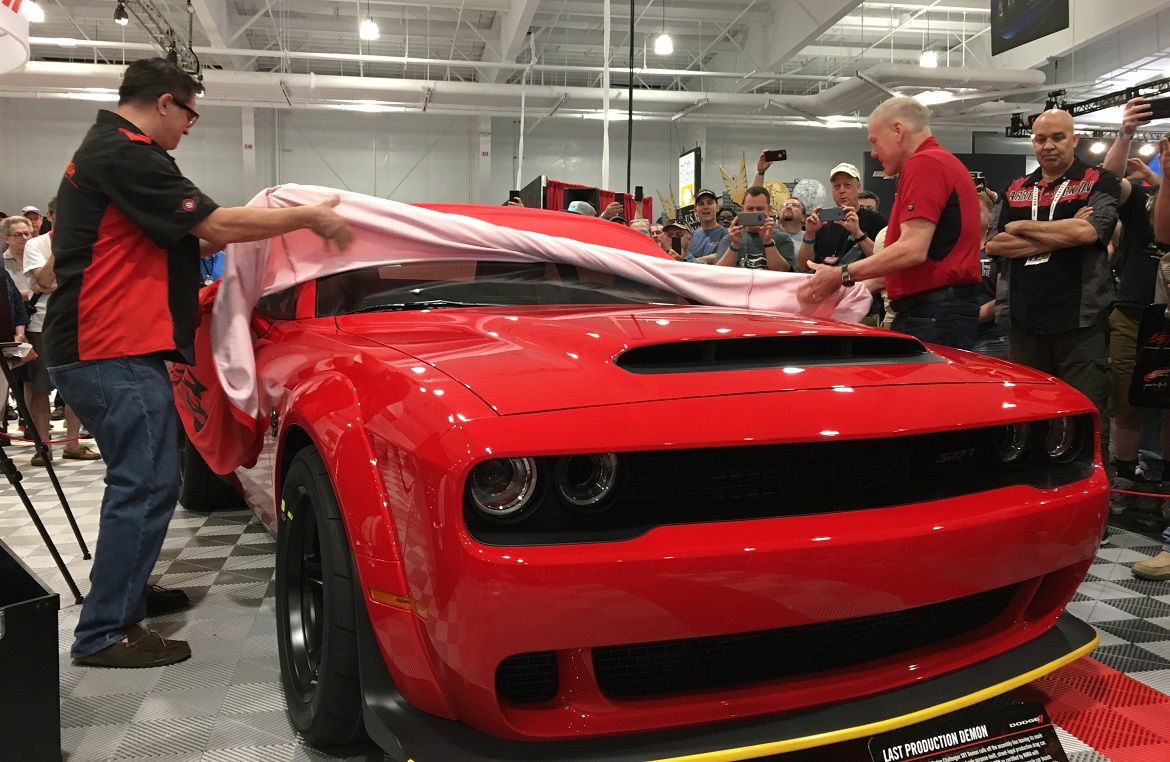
left=357, top=608, right=1098, bottom=762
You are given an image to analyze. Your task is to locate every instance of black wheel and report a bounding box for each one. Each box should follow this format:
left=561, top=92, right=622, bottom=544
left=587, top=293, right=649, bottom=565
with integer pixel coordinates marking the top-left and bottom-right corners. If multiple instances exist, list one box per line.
left=276, top=448, right=366, bottom=746
left=178, top=431, right=247, bottom=512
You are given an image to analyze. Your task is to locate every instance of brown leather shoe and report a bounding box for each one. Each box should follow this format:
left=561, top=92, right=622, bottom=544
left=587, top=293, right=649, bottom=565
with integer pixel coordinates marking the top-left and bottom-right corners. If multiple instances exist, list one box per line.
left=63, top=445, right=102, bottom=460
left=73, top=624, right=191, bottom=668
left=30, top=450, right=52, bottom=467
left=1132, top=551, right=1170, bottom=581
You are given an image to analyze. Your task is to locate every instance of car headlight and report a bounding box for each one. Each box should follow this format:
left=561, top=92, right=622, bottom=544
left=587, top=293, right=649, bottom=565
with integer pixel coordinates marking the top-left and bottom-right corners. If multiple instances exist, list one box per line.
left=468, top=457, right=540, bottom=522
left=1044, top=417, right=1078, bottom=462
left=992, top=422, right=1030, bottom=464
left=555, top=453, right=621, bottom=512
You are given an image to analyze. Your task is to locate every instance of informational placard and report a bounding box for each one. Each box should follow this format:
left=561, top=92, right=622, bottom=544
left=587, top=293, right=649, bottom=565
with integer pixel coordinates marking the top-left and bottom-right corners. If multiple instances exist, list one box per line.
left=869, top=702, right=1069, bottom=762
left=678, top=148, right=700, bottom=209
left=0, top=0, right=31, bottom=75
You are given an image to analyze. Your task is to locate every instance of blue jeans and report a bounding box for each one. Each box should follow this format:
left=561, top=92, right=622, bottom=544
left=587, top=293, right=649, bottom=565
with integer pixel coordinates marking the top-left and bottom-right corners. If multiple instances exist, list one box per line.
left=49, top=356, right=180, bottom=658
left=891, top=298, right=980, bottom=350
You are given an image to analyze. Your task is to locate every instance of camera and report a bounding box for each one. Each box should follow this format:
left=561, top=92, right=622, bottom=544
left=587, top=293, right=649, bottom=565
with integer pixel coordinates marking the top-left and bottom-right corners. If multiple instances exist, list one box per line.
left=818, top=206, right=846, bottom=223
left=763, top=149, right=787, bottom=163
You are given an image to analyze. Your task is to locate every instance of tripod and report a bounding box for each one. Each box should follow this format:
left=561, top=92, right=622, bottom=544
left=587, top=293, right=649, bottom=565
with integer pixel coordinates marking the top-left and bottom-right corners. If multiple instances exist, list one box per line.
left=0, top=342, right=88, bottom=605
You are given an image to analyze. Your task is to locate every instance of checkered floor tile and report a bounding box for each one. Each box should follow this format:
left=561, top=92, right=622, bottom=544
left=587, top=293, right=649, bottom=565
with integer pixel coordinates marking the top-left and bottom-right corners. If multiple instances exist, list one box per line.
left=4, top=430, right=1170, bottom=761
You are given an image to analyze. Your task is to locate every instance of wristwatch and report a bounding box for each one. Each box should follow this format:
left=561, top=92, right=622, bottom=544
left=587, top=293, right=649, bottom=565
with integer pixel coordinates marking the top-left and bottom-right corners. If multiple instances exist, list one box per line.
left=852, top=233, right=868, bottom=245
left=763, top=242, right=776, bottom=248
left=841, top=263, right=854, bottom=287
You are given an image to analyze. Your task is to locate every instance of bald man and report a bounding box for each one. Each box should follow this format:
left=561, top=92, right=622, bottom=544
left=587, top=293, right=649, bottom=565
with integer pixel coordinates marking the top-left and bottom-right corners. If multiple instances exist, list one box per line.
left=985, top=109, right=1120, bottom=428
left=799, top=96, right=982, bottom=349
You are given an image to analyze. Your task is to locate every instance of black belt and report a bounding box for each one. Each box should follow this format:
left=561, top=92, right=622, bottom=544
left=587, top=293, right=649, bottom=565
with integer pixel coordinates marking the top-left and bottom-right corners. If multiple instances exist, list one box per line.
left=890, top=284, right=980, bottom=313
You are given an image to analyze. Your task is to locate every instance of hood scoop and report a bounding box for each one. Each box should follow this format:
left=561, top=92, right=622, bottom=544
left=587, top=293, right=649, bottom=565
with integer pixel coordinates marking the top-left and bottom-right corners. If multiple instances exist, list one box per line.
left=616, top=335, right=937, bottom=374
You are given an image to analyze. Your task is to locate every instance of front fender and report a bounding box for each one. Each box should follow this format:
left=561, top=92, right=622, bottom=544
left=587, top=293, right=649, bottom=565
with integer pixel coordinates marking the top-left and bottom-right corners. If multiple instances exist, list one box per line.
left=278, top=370, right=400, bottom=563
left=277, top=371, right=460, bottom=720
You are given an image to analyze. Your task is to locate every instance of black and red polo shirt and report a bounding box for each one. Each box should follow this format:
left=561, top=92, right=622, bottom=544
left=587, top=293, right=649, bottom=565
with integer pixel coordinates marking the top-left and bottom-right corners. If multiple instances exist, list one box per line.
left=43, top=110, right=218, bottom=366
left=996, top=157, right=1119, bottom=335
left=883, top=136, right=982, bottom=301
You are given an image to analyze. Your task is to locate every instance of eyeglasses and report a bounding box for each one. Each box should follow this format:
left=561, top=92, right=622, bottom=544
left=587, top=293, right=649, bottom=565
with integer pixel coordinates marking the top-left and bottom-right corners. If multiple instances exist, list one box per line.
left=2, top=231, right=33, bottom=239
left=173, top=98, right=200, bottom=127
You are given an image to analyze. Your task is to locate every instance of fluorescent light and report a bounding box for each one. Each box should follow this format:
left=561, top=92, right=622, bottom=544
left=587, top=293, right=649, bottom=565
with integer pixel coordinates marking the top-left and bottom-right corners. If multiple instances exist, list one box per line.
left=913, top=90, right=955, bottom=106
left=582, top=111, right=645, bottom=121
left=1089, top=141, right=1107, bottom=155
left=70, top=92, right=120, bottom=102
left=23, top=1, right=45, bottom=23
left=919, top=50, right=938, bottom=68
left=654, top=33, right=673, bottom=56
left=359, top=17, right=380, bottom=41
left=1139, top=143, right=1158, bottom=157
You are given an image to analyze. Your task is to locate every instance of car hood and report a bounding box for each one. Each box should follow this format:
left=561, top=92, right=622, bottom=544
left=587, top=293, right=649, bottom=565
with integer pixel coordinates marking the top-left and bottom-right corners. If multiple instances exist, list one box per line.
left=336, top=305, right=1051, bottom=415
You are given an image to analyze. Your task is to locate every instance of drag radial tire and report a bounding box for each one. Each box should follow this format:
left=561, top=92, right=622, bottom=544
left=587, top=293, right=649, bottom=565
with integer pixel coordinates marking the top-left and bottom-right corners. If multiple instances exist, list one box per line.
left=178, top=432, right=246, bottom=512
left=276, top=448, right=366, bottom=746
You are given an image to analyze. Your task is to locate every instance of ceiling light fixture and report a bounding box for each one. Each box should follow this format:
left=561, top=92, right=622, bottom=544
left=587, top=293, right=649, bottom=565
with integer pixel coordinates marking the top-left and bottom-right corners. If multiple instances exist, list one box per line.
left=1088, top=141, right=1107, bottom=155
left=22, top=1, right=45, bottom=23
left=654, top=0, right=672, bottom=56
left=913, top=90, right=955, bottom=105
left=359, top=17, right=379, bottom=41
left=114, top=2, right=129, bottom=26
left=919, top=50, right=938, bottom=68
left=1139, top=143, right=1158, bottom=157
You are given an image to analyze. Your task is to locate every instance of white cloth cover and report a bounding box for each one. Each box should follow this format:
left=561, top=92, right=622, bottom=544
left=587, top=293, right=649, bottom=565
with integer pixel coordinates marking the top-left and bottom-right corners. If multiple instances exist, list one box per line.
left=213, top=185, right=873, bottom=419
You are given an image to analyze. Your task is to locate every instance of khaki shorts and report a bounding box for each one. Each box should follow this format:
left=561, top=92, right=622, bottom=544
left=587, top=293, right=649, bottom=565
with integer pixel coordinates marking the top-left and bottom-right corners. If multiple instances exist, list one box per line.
left=1109, top=307, right=1143, bottom=414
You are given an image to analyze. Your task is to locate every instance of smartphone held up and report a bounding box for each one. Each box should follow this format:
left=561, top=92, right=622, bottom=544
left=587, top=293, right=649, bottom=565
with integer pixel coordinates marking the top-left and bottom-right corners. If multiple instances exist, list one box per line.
left=762, top=149, right=787, bottom=163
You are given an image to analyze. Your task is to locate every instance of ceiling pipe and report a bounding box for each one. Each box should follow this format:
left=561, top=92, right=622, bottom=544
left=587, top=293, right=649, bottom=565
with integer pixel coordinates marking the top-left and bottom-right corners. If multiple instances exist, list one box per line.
left=1, top=60, right=1046, bottom=120
left=25, top=37, right=843, bottom=81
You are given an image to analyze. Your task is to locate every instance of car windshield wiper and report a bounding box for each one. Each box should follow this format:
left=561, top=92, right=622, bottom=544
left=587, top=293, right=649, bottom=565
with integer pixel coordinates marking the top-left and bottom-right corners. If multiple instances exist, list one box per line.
left=347, top=299, right=495, bottom=314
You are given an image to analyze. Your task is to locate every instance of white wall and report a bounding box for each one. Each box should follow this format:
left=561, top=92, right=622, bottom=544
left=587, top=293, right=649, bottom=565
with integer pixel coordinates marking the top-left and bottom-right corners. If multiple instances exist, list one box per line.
left=0, top=97, right=248, bottom=210
left=1, top=96, right=978, bottom=216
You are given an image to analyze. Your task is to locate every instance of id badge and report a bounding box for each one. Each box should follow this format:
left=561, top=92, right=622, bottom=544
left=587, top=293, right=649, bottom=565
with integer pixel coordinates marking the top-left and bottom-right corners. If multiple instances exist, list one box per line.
left=1024, top=254, right=1050, bottom=266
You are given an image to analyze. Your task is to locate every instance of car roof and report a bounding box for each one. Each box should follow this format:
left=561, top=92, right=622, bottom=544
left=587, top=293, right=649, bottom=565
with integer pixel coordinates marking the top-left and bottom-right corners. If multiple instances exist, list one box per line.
left=417, top=204, right=671, bottom=260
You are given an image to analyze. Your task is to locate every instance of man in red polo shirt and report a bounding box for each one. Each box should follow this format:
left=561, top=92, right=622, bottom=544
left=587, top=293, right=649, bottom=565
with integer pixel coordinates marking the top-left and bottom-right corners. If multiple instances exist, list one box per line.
left=799, top=96, right=982, bottom=349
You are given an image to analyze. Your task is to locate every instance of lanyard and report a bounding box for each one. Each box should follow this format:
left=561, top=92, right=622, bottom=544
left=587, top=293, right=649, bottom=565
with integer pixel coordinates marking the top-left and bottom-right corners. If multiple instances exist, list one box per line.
left=1031, top=179, right=1071, bottom=222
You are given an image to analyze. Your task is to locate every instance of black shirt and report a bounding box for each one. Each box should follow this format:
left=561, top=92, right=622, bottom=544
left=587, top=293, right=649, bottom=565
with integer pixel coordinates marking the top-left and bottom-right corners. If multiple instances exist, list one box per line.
left=44, top=110, right=218, bottom=366
left=1114, top=183, right=1164, bottom=309
left=811, top=207, right=887, bottom=267
left=996, top=158, right=1120, bottom=335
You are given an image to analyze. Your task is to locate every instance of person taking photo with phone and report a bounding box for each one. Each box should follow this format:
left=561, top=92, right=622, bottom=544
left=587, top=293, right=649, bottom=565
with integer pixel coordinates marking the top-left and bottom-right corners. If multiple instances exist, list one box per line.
left=752, top=151, right=886, bottom=274
left=714, top=186, right=795, bottom=271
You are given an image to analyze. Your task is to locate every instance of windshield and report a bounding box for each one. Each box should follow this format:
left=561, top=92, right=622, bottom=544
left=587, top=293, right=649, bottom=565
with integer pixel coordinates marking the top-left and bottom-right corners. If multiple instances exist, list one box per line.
left=316, top=260, right=690, bottom=316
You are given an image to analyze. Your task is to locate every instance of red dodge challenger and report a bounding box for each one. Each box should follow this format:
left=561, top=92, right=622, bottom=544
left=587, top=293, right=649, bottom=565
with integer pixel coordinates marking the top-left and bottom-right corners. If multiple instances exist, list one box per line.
left=174, top=202, right=1105, bottom=761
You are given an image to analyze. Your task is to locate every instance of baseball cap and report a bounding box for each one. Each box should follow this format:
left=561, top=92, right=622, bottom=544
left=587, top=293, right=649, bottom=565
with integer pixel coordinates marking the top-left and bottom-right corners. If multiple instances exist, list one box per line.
left=20, top=205, right=40, bottom=215
left=567, top=200, right=597, bottom=216
left=662, top=219, right=690, bottom=233
left=610, top=214, right=627, bottom=224
left=695, top=188, right=719, bottom=202
left=828, top=163, right=861, bottom=181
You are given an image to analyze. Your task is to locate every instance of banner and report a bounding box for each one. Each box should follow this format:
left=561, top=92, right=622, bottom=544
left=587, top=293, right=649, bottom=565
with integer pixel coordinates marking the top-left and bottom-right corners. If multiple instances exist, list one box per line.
left=0, top=0, right=30, bottom=75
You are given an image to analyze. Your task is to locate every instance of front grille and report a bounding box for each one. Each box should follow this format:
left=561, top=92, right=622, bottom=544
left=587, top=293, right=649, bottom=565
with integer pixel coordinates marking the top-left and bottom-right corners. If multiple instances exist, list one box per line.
left=592, top=585, right=1017, bottom=699
left=465, top=417, right=1094, bottom=545
left=497, top=651, right=558, bottom=703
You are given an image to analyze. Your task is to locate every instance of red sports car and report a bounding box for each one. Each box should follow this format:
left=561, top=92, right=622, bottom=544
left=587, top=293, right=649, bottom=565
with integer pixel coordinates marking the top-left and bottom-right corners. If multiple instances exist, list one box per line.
left=174, top=202, right=1105, bottom=761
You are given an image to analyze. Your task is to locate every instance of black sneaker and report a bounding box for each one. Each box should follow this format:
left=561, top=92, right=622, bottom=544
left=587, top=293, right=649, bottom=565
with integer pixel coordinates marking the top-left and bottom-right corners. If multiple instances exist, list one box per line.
left=74, top=624, right=191, bottom=668
left=145, top=585, right=190, bottom=617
